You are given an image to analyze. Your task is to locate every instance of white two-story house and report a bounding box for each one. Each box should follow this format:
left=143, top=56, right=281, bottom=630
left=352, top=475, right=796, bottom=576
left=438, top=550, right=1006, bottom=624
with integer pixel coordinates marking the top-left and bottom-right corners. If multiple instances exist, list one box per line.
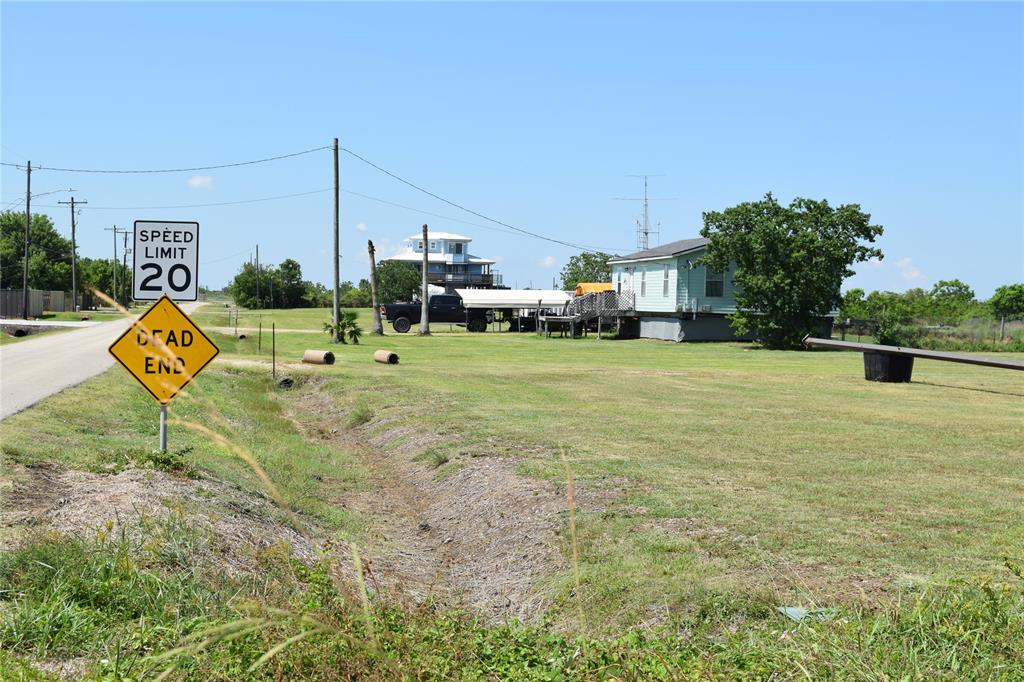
left=384, top=231, right=502, bottom=294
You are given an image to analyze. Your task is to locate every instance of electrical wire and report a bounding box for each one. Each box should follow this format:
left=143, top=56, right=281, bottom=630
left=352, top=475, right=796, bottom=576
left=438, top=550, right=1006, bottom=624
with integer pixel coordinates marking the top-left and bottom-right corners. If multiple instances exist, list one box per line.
left=342, top=189, right=525, bottom=238
left=0, top=145, right=330, bottom=174
left=31, top=188, right=333, bottom=211
left=200, top=248, right=252, bottom=265
left=340, top=147, right=626, bottom=254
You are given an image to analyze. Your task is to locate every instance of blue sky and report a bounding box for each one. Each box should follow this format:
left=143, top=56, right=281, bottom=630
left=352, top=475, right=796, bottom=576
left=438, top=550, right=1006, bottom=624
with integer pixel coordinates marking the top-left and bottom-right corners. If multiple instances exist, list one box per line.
left=2, top=2, right=1021, bottom=297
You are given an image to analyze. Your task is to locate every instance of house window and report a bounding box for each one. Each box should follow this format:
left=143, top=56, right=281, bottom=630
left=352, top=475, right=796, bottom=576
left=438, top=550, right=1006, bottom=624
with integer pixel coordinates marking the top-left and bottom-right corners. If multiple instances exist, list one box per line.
left=662, top=264, right=669, bottom=297
left=454, top=242, right=464, bottom=255
left=418, top=241, right=424, bottom=250
left=430, top=241, right=436, bottom=250
left=705, top=269, right=724, bottom=297
left=616, top=273, right=621, bottom=294
left=640, top=271, right=646, bottom=297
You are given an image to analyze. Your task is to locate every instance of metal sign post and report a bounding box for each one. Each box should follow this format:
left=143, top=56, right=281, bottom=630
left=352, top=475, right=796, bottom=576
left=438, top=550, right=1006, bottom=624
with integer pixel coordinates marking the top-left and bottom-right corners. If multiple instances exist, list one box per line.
left=160, top=405, right=168, bottom=453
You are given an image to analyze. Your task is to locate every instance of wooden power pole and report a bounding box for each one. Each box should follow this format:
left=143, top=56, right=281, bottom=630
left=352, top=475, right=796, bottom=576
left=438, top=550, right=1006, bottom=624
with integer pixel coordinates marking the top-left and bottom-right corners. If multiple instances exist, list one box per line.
left=418, top=224, right=430, bottom=335
left=21, top=161, right=31, bottom=319
left=58, top=197, right=86, bottom=311
left=332, top=137, right=341, bottom=342
left=368, top=240, right=383, bottom=334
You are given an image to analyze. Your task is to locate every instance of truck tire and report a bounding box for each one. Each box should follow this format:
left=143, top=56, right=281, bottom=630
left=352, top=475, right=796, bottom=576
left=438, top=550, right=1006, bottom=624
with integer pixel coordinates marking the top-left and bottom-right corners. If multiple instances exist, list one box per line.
left=467, top=318, right=487, bottom=333
left=393, top=317, right=412, bottom=334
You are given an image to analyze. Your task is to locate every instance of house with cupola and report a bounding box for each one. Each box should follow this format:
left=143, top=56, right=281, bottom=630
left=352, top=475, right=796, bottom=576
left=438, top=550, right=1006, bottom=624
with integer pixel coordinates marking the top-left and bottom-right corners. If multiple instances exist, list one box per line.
left=383, top=231, right=504, bottom=294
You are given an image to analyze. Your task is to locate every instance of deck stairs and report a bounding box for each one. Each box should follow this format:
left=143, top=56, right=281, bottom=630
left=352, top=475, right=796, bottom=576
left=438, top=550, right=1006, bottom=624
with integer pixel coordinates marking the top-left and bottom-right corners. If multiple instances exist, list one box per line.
left=541, top=291, right=635, bottom=336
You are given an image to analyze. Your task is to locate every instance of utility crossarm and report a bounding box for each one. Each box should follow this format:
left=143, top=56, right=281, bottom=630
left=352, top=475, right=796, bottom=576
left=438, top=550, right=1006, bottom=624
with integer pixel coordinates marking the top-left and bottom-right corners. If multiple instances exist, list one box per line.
left=802, top=336, right=1024, bottom=371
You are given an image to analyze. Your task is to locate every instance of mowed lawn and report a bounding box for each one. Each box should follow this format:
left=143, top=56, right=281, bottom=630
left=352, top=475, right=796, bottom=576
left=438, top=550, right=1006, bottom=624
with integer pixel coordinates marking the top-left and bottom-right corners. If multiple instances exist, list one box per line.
left=195, top=306, right=1024, bottom=622
left=4, top=303, right=1021, bottom=627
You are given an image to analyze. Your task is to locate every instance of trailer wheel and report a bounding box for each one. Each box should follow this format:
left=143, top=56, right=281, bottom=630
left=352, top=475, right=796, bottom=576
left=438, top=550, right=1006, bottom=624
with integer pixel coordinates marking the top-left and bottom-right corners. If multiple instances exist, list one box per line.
left=467, top=318, right=487, bottom=333
left=393, top=317, right=412, bottom=334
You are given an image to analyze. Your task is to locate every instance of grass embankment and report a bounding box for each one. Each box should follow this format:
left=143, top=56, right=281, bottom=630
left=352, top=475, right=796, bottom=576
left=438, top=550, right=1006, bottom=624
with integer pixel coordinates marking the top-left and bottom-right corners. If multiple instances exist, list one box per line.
left=1, top=517, right=1020, bottom=679
left=201, top=306, right=1023, bottom=615
left=1, top=303, right=1022, bottom=678
left=0, top=328, right=69, bottom=346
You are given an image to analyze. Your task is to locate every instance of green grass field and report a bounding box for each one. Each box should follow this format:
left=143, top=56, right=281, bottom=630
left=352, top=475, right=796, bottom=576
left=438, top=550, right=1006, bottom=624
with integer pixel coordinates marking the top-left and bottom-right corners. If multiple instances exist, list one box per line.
left=2, top=303, right=1022, bottom=678
left=204, top=307, right=1024, bottom=614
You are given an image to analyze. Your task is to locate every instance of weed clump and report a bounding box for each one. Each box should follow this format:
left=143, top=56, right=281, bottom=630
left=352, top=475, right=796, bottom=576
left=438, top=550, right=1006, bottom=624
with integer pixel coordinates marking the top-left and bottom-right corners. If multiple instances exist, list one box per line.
left=346, top=399, right=373, bottom=428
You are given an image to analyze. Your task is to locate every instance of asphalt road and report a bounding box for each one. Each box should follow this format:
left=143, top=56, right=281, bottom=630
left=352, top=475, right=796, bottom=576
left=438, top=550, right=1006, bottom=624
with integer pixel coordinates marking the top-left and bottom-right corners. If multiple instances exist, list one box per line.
left=0, top=302, right=203, bottom=421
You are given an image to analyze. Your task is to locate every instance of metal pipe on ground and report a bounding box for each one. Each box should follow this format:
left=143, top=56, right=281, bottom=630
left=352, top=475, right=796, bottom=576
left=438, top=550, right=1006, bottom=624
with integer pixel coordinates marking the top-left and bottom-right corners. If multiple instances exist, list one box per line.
left=373, top=349, right=399, bottom=364
left=802, top=336, right=1024, bottom=371
left=302, top=350, right=335, bottom=365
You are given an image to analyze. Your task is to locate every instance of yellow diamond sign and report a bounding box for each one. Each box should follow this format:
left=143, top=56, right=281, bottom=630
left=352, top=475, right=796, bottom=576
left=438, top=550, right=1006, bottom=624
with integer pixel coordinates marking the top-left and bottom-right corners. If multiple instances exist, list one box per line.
left=109, top=295, right=220, bottom=405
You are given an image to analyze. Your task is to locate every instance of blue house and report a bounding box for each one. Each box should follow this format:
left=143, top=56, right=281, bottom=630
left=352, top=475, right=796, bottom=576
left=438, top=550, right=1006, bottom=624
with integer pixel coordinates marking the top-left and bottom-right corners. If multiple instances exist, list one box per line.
left=384, top=231, right=503, bottom=294
left=608, top=237, right=754, bottom=342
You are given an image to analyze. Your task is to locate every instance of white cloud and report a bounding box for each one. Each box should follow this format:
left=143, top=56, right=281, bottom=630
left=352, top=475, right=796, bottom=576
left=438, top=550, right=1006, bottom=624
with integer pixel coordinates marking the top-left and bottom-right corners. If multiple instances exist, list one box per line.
left=186, top=175, right=214, bottom=190
left=363, top=237, right=406, bottom=265
left=895, top=256, right=922, bottom=281
left=355, top=222, right=368, bottom=232
left=538, top=255, right=556, bottom=268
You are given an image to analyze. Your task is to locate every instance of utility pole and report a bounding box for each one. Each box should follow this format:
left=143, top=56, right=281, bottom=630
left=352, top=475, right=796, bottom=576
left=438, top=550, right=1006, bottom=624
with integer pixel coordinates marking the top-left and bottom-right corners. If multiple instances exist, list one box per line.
left=121, top=230, right=130, bottom=306
left=419, top=224, right=430, bottom=335
left=21, top=161, right=31, bottom=319
left=332, top=137, right=341, bottom=343
left=58, top=197, right=86, bottom=311
left=103, top=226, right=122, bottom=305
left=368, top=240, right=383, bottom=334
left=255, top=243, right=261, bottom=309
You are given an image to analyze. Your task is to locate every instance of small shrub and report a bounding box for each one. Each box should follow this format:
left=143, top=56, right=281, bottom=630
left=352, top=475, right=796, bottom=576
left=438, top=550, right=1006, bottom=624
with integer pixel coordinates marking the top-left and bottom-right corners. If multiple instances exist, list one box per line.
left=323, top=311, right=364, bottom=345
left=874, top=311, right=921, bottom=347
left=414, top=448, right=449, bottom=468
left=95, top=447, right=198, bottom=478
left=346, top=399, right=373, bottom=428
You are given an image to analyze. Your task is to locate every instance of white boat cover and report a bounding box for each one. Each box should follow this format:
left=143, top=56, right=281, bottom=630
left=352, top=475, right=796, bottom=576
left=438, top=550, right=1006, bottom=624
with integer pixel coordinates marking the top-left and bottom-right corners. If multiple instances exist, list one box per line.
left=455, top=288, right=571, bottom=309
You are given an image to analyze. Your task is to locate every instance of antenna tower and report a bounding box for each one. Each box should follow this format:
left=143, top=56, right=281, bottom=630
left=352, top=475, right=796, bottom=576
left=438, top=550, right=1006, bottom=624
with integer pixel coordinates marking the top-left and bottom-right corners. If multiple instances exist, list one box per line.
left=614, top=175, right=672, bottom=251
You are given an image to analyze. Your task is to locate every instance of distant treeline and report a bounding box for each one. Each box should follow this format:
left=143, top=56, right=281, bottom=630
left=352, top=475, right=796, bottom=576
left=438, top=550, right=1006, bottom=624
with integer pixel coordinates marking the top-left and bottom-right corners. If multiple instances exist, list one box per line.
left=839, top=280, right=1023, bottom=325
left=1, top=211, right=130, bottom=301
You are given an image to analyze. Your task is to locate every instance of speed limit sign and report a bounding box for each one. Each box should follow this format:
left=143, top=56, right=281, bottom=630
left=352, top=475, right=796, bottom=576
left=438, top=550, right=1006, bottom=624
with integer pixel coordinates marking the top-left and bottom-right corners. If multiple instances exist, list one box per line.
left=133, top=220, right=199, bottom=301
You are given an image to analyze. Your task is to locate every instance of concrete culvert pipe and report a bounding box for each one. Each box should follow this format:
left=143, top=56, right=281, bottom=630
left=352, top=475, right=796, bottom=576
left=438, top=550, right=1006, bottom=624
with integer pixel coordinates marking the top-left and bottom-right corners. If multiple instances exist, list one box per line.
left=238, top=333, right=247, bottom=340
left=302, top=350, right=335, bottom=365
left=12, top=328, right=27, bottom=338
left=373, top=350, right=399, bottom=364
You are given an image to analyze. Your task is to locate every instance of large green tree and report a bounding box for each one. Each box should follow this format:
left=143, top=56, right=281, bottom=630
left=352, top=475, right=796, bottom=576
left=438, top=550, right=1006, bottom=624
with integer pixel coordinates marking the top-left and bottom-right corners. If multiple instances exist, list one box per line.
left=375, top=260, right=420, bottom=303
left=700, top=193, right=883, bottom=349
left=0, top=210, right=73, bottom=291
left=928, top=279, right=975, bottom=324
left=78, top=256, right=130, bottom=302
left=990, top=283, right=1024, bottom=321
left=559, top=252, right=611, bottom=291
left=990, top=283, right=1024, bottom=339
left=276, top=259, right=307, bottom=309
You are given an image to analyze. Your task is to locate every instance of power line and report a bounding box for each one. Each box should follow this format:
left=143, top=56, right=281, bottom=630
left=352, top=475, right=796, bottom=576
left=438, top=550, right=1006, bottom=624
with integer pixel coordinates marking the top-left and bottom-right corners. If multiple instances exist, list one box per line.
left=200, top=248, right=251, bottom=265
left=340, top=146, right=626, bottom=254
left=342, top=189, right=524, bottom=238
left=32, top=187, right=333, bottom=211
left=0, top=145, right=330, bottom=174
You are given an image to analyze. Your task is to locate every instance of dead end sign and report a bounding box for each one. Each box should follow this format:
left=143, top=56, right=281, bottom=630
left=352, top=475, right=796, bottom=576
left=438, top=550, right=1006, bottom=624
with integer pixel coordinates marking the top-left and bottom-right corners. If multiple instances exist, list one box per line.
left=109, top=295, right=220, bottom=405
left=134, top=220, right=199, bottom=301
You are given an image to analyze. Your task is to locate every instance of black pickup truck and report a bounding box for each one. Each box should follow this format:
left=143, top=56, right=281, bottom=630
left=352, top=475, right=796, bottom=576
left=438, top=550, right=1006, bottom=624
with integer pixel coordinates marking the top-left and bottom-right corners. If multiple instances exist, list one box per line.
left=380, top=294, right=491, bottom=333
